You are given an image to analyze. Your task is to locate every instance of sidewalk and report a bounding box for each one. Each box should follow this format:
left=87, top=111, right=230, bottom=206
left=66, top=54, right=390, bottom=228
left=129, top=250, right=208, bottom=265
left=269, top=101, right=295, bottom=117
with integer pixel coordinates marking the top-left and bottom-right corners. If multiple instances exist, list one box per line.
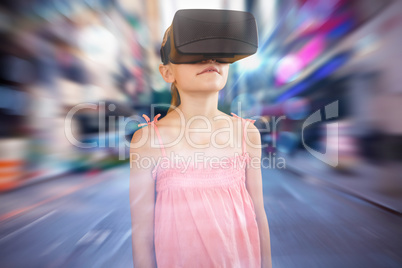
left=278, top=150, right=402, bottom=214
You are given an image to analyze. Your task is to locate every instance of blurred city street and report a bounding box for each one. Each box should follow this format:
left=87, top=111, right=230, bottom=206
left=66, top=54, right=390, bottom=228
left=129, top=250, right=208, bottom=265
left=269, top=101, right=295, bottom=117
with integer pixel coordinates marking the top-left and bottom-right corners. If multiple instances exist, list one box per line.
left=1, top=0, right=402, bottom=267
left=1, top=159, right=402, bottom=268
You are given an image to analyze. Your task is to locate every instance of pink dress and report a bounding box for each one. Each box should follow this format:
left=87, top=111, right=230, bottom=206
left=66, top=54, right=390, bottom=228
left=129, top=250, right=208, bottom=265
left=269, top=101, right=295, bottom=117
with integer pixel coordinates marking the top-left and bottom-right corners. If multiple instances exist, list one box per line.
left=139, top=113, right=261, bottom=268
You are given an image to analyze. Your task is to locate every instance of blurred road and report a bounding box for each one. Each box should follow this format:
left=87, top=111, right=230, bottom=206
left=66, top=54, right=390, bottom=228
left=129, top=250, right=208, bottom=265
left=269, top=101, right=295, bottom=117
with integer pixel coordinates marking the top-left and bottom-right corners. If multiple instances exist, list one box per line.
left=0, top=165, right=401, bottom=268
left=0, top=167, right=133, bottom=268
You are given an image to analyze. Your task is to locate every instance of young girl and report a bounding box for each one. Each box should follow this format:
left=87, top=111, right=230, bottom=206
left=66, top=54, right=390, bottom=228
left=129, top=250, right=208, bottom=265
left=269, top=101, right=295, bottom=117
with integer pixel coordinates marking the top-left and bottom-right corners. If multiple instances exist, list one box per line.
left=130, top=23, right=272, bottom=268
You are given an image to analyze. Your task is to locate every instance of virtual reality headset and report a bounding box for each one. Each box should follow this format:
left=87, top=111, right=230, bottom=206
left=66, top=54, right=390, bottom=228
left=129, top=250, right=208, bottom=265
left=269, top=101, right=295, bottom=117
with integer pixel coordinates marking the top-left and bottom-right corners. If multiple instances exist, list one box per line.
left=160, top=9, right=258, bottom=65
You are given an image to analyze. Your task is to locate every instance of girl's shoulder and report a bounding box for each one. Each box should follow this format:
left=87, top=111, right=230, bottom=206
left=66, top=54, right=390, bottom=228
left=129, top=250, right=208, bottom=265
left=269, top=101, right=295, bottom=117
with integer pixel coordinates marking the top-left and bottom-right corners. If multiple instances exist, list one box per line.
left=230, top=112, right=257, bottom=124
left=136, top=111, right=257, bottom=135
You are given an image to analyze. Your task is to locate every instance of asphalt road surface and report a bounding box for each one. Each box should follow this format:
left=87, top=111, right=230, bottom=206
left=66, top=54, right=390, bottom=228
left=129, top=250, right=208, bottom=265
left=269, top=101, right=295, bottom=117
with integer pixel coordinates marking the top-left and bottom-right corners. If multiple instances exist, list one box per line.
left=0, top=164, right=401, bottom=268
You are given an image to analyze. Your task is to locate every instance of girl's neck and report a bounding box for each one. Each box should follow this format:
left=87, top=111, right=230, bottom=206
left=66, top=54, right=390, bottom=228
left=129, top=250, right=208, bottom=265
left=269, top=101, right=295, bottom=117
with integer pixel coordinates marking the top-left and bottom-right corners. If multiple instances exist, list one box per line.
left=175, top=92, right=222, bottom=120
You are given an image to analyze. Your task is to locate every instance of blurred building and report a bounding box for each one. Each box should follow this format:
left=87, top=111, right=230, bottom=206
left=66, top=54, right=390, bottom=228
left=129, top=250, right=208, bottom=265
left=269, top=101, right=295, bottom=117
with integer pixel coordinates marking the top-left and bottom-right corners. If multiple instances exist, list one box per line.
left=0, top=0, right=151, bottom=190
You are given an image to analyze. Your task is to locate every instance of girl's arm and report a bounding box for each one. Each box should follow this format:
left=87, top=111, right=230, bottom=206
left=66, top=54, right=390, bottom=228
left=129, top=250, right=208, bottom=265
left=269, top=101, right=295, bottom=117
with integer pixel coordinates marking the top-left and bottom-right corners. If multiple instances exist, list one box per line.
left=244, top=122, right=272, bottom=268
left=130, top=127, right=157, bottom=268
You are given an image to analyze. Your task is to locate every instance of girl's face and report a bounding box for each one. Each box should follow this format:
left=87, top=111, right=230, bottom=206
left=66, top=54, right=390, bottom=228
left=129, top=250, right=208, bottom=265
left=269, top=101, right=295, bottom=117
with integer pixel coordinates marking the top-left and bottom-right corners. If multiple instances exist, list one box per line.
left=161, top=60, right=230, bottom=92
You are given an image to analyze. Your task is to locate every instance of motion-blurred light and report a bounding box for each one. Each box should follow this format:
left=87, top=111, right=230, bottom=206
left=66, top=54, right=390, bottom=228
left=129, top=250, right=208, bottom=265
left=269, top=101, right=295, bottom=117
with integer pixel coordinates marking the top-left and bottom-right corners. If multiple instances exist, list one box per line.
left=354, top=34, right=381, bottom=58
left=78, top=25, right=118, bottom=65
left=275, top=54, right=303, bottom=85
left=238, top=53, right=262, bottom=72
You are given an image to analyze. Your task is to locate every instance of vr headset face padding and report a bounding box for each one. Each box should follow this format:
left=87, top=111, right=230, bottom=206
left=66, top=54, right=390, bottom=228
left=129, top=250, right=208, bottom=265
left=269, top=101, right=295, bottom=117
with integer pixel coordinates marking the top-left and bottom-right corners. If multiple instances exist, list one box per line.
left=160, top=9, right=259, bottom=65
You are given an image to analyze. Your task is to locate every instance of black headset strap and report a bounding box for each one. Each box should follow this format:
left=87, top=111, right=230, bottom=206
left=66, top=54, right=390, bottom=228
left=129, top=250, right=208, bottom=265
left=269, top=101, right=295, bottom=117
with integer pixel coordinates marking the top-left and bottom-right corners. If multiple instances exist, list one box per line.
left=160, top=34, right=171, bottom=65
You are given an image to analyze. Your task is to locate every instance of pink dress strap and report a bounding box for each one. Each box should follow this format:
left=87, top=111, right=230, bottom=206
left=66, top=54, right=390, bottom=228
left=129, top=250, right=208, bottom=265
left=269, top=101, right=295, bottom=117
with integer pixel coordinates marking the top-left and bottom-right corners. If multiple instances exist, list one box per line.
left=138, top=113, right=166, bottom=157
left=230, top=112, right=256, bottom=156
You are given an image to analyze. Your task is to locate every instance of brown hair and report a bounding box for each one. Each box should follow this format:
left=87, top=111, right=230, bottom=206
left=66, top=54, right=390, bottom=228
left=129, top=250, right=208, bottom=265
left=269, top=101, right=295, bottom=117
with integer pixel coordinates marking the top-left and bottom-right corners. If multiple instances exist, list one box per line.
left=161, top=26, right=181, bottom=114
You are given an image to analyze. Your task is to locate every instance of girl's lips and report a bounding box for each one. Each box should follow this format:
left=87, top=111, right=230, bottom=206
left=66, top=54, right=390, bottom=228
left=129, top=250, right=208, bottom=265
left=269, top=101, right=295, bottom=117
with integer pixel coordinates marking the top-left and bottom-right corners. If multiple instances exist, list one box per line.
left=197, top=66, right=219, bottom=75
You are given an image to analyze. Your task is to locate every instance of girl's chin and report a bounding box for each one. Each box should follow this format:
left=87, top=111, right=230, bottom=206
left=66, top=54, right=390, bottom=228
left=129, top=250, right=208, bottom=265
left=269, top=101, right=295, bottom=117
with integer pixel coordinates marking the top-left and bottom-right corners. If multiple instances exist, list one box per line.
left=179, top=80, right=227, bottom=92
left=189, top=85, right=225, bottom=92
